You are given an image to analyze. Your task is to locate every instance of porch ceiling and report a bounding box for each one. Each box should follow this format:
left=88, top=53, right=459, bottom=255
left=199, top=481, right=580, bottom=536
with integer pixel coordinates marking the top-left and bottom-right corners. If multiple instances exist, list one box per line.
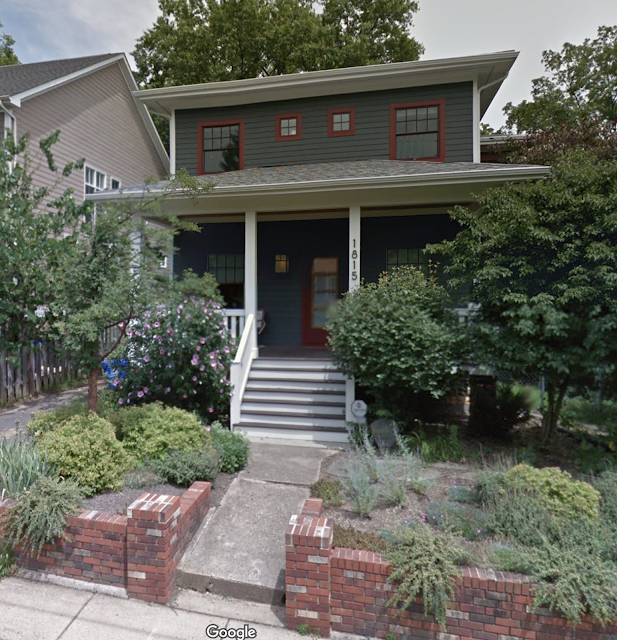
left=89, top=159, right=549, bottom=216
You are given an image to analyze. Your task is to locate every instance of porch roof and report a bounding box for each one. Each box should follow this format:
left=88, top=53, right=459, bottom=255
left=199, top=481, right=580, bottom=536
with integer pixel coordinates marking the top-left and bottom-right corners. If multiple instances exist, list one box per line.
left=90, top=159, right=548, bottom=203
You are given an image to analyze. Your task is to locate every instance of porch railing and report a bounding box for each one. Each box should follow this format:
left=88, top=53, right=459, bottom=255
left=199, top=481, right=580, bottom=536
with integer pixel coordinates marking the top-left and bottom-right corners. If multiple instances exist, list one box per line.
left=221, top=309, right=246, bottom=339
left=229, top=313, right=257, bottom=430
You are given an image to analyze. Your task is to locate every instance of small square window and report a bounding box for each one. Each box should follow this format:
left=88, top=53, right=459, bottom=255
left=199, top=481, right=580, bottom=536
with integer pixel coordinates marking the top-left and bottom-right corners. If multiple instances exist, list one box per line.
left=275, top=254, right=290, bottom=274
left=328, top=108, right=355, bottom=137
left=276, top=114, right=302, bottom=141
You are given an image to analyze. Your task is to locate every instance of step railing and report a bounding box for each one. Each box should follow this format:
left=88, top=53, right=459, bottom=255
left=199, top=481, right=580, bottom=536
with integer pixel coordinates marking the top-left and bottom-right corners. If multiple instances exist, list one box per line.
left=229, top=313, right=257, bottom=430
left=220, top=309, right=246, bottom=339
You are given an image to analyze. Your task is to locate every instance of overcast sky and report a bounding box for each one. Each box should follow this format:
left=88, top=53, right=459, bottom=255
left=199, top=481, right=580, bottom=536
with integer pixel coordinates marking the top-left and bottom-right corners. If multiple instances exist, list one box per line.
left=2, top=0, right=616, bottom=128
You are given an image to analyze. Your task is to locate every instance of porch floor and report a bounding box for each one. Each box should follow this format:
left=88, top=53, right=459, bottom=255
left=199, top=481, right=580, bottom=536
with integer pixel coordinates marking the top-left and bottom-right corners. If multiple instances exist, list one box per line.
left=256, top=346, right=331, bottom=360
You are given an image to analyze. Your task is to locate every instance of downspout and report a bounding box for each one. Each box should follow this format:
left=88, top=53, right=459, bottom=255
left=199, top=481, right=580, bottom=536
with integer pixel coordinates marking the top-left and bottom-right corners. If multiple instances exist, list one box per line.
left=475, top=74, right=509, bottom=163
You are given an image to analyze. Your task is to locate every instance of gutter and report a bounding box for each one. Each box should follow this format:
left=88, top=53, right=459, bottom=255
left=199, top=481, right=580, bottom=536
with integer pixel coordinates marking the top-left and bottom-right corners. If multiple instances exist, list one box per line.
left=87, top=165, right=550, bottom=203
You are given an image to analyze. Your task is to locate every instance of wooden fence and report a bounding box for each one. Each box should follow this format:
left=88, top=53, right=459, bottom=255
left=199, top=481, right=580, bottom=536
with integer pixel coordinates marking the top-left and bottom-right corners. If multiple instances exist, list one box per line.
left=0, top=343, right=78, bottom=405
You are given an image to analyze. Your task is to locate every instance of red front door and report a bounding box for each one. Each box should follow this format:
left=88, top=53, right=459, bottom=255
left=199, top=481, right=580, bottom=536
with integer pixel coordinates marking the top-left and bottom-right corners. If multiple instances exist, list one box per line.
left=302, top=257, right=339, bottom=347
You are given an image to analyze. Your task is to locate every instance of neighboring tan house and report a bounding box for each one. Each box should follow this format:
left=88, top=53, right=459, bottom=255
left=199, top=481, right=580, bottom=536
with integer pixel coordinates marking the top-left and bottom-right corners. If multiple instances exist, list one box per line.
left=0, top=53, right=169, bottom=200
left=92, top=51, right=549, bottom=442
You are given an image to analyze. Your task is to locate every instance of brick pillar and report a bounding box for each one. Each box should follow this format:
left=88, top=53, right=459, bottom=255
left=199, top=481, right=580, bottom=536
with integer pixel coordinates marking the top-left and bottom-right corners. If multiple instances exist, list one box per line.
left=286, top=498, right=333, bottom=638
left=126, top=493, right=181, bottom=604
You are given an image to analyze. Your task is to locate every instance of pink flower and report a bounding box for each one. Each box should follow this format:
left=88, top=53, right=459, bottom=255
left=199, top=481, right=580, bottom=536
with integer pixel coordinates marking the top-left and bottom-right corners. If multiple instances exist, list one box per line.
left=200, top=337, right=206, bottom=344
left=153, top=321, right=160, bottom=328
left=200, top=365, right=205, bottom=371
left=183, top=393, right=187, bottom=399
left=137, top=390, right=144, bottom=398
left=196, top=345, right=201, bottom=352
left=118, top=321, right=124, bottom=328
left=143, top=355, right=150, bottom=363
left=144, top=387, right=149, bottom=394
left=206, top=424, right=212, bottom=431
left=118, top=398, right=124, bottom=405
left=192, top=376, right=197, bottom=381
left=160, top=349, right=165, bottom=355
left=165, top=387, right=171, bottom=393
left=208, top=407, right=214, bottom=413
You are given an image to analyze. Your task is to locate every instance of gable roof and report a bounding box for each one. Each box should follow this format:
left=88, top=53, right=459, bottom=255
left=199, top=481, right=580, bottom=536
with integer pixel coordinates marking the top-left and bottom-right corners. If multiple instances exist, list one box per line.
left=0, top=54, right=120, bottom=97
left=0, top=53, right=169, bottom=173
left=137, top=51, right=518, bottom=119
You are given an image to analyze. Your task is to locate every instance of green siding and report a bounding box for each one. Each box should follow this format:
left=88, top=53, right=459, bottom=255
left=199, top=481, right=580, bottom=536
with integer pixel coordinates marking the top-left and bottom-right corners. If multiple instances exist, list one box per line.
left=176, top=82, right=474, bottom=174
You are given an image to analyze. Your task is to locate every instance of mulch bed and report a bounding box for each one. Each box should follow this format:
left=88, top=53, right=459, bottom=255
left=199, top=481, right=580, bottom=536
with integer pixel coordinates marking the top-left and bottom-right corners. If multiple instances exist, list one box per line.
left=82, top=471, right=239, bottom=516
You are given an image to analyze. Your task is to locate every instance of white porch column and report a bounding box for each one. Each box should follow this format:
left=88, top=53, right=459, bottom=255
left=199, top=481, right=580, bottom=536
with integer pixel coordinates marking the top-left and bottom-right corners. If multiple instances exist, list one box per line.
left=346, top=206, right=363, bottom=424
left=244, top=211, right=258, bottom=348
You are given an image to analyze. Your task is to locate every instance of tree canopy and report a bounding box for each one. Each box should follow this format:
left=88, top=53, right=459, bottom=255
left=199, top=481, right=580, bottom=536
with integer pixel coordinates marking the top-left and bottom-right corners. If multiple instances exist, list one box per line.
left=133, top=0, right=423, bottom=88
left=503, top=25, right=617, bottom=134
left=432, top=151, right=617, bottom=444
left=0, top=20, right=19, bottom=66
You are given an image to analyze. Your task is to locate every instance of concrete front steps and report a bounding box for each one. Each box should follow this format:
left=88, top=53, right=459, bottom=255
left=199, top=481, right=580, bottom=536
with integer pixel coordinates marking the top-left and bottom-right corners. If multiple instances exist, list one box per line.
left=235, top=358, right=349, bottom=442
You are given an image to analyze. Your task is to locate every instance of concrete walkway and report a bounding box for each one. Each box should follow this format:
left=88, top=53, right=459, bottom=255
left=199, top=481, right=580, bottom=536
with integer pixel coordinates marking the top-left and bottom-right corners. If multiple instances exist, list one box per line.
left=0, top=577, right=356, bottom=640
left=177, top=440, right=340, bottom=605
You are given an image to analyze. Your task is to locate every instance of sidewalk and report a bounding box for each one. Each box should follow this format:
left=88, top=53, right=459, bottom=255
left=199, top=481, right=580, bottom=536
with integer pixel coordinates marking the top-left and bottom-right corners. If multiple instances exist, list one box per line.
left=0, top=577, right=327, bottom=640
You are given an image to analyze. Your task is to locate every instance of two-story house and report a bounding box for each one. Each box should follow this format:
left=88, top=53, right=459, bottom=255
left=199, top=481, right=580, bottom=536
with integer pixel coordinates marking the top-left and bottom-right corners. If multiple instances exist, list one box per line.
left=92, top=51, right=548, bottom=441
left=0, top=53, right=169, bottom=201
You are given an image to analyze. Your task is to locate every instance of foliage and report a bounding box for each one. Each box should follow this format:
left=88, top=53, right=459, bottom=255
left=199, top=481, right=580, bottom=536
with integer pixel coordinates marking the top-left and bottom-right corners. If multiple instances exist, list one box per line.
left=328, top=267, right=467, bottom=414
left=27, top=397, right=89, bottom=439
left=172, top=269, right=223, bottom=304
left=0, top=20, right=19, bottom=66
left=468, top=383, right=531, bottom=439
left=111, top=295, right=233, bottom=417
left=561, top=395, right=617, bottom=436
left=0, top=540, right=16, bottom=578
left=385, top=523, right=463, bottom=627
left=503, top=464, right=601, bottom=521
left=332, top=523, right=389, bottom=554
left=0, top=436, right=53, bottom=499
left=377, top=450, right=421, bottom=508
left=207, top=422, right=250, bottom=473
left=446, top=485, right=479, bottom=505
left=593, top=471, right=617, bottom=523
left=431, top=152, right=617, bottom=444
left=0, top=476, right=83, bottom=558
left=310, top=478, right=344, bottom=508
left=40, top=413, right=132, bottom=496
left=424, top=501, right=487, bottom=540
left=405, top=426, right=464, bottom=462
left=573, top=440, right=617, bottom=475
left=123, top=467, right=162, bottom=489
left=133, top=0, right=423, bottom=89
left=112, top=403, right=209, bottom=461
left=0, top=133, right=88, bottom=371
left=153, top=445, right=220, bottom=486
left=503, top=26, right=617, bottom=133
left=342, top=454, right=380, bottom=517
left=487, top=542, right=534, bottom=575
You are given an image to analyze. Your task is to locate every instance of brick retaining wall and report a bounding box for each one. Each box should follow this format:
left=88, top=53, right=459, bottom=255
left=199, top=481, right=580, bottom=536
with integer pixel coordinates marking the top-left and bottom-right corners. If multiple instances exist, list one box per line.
left=286, top=498, right=617, bottom=639
left=0, top=481, right=210, bottom=604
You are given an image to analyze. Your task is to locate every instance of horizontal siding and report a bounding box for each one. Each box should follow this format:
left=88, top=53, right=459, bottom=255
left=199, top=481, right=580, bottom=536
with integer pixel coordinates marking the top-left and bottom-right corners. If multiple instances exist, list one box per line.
left=15, top=63, right=167, bottom=203
left=176, top=82, right=473, bottom=175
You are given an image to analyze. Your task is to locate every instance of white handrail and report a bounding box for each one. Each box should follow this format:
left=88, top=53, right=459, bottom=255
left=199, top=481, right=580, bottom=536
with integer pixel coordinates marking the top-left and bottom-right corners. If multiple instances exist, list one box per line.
left=229, top=313, right=257, bottom=430
left=220, top=309, right=246, bottom=339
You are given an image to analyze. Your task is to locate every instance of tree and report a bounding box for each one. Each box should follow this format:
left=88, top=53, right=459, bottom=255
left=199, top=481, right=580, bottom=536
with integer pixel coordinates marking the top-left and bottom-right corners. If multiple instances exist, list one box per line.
left=432, top=152, right=617, bottom=445
left=503, top=25, right=617, bottom=133
left=0, top=21, right=19, bottom=66
left=132, top=0, right=423, bottom=88
left=0, top=132, right=87, bottom=393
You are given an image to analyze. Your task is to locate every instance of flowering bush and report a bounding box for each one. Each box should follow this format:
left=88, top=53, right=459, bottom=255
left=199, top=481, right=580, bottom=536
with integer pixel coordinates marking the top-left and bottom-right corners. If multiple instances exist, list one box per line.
left=109, top=296, right=234, bottom=417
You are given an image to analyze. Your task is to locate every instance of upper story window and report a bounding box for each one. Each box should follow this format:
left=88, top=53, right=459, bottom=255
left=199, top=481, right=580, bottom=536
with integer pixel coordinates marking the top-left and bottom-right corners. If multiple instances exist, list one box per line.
left=390, top=100, right=445, bottom=162
left=276, top=113, right=302, bottom=141
left=198, top=120, right=244, bottom=174
left=85, top=166, right=106, bottom=194
left=110, top=178, right=121, bottom=190
left=328, top=108, right=355, bottom=137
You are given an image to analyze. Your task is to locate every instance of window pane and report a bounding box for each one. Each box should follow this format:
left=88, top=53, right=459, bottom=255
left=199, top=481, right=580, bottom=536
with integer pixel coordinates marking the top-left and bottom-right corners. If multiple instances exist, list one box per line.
left=237, top=254, right=244, bottom=267
left=396, top=132, right=438, bottom=159
left=396, top=121, right=406, bottom=135
left=417, top=107, right=427, bottom=120
left=387, top=249, right=397, bottom=264
left=417, top=120, right=427, bottom=132
left=427, top=106, right=438, bottom=119
left=427, top=118, right=438, bottom=131
left=96, top=172, right=105, bottom=189
left=210, top=255, right=217, bottom=267
left=397, top=249, right=407, bottom=263
left=396, top=109, right=407, bottom=121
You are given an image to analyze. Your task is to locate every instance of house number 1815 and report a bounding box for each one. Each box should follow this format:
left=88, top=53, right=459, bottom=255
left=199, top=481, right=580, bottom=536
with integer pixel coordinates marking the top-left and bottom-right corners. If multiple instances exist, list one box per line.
left=351, top=238, right=358, bottom=281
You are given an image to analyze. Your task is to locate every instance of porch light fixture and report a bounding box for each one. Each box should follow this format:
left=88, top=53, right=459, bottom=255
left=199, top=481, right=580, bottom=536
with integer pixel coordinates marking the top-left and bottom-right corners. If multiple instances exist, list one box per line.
left=275, top=254, right=289, bottom=273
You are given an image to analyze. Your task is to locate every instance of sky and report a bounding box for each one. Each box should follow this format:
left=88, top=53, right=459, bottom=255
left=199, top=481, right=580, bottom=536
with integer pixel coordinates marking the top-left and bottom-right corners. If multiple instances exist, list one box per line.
left=1, top=0, right=616, bottom=129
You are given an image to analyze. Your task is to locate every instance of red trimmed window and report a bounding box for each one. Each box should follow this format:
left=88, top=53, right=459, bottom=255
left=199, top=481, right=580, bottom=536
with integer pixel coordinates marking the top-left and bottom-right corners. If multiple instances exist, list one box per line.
left=390, top=100, right=445, bottom=162
left=328, top=108, right=355, bottom=137
left=276, top=113, right=302, bottom=141
left=198, top=120, right=244, bottom=174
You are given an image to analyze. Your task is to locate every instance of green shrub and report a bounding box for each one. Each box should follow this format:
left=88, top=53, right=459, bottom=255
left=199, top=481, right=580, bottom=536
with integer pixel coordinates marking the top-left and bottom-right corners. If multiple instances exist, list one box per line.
left=123, top=467, right=162, bottom=489
left=405, top=426, right=464, bottom=462
left=594, top=470, right=617, bottom=522
left=0, top=540, right=15, bottom=578
left=209, top=423, right=250, bottom=473
left=377, top=450, right=421, bottom=508
left=385, top=523, right=463, bottom=627
left=153, top=445, right=220, bottom=486
left=447, top=485, right=479, bottom=505
left=27, top=396, right=88, bottom=438
left=40, top=413, right=132, bottom=496
left=573, top=440, right=616, bottom=474
left=561, top=395, right=617, bottom=435
left=310, top=478, right=344, bottom=508
left=0, top=476, right=83, bottom=558
left=468, top=383, right=531, bottom=438
left=425, top=501, right=487, bottom=540
left=342, top=454, right=380, bottom=517
left=113, top=403, right=208, bottom=461
left=503, top=464, right=601, bottom=521
left=327, top=266, right=467, bottom=414
left=1, top=436, right=53, bottom=499
left=487, top=542, right=534, bottom=574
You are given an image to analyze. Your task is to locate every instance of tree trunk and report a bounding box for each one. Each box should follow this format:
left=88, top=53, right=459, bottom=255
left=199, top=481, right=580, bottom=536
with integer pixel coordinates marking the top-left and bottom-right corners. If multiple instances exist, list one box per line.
left=88, top=368, right=98, bottom=413
left=540, top=379, right=568, bottom=446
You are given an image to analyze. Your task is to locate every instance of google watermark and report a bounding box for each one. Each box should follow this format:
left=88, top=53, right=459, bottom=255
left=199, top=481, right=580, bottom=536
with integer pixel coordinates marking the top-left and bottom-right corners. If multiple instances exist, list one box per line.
left=205, top=624, right=258, bottom=639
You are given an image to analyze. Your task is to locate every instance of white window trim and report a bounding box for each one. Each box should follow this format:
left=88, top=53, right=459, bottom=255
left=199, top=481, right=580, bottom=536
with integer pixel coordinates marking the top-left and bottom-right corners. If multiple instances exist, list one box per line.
left=85, top=165, right=107, bottom=195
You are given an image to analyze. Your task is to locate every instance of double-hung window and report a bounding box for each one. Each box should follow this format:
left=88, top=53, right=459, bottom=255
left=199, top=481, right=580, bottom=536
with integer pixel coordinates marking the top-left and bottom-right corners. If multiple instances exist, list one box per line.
left=199, top=121, right=243, bottom=174
left=390, top=101, right=445, bottom=162
left=85, top=166, right=106, bottom=195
